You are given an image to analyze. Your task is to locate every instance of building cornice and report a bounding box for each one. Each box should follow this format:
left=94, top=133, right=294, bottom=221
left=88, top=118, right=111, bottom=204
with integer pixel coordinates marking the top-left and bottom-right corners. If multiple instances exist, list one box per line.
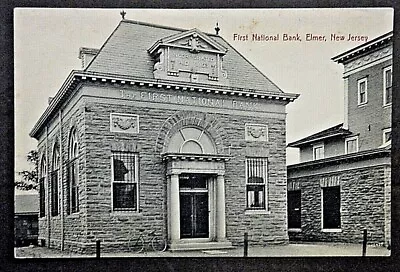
left=30, top=70, right=299, bottom=139
left=331, top=31, right=393, bottom=64
left=287, top=148, right=391, bottom=171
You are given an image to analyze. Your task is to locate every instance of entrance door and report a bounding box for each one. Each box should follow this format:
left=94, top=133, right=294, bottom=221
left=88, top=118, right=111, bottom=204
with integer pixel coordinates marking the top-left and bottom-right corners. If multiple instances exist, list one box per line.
left=179, top=174, right=209, bottom=238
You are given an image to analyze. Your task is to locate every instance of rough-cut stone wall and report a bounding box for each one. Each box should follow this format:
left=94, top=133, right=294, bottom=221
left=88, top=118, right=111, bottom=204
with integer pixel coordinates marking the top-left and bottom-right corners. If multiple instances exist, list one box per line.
left=36, top=81, right=290, bottom=253
left=80, top=88, right=288, bottom=252
left=37, top=97, right=89, bottom=253
left=288, top=164, right=390, bottom=246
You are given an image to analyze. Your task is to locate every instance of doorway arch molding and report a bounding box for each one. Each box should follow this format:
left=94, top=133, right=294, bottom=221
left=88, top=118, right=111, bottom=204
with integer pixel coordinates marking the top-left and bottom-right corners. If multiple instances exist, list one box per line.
left=155, top=111, right=228, bottom=155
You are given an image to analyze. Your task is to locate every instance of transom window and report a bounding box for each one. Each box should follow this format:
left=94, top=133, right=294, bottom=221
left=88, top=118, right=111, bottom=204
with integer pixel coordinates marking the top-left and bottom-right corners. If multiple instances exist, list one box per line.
left=246, top=157, right=268, bottom=210
left=167, top=127, right=216, bottom=154
left=112, top=152, right=139, bottom=211
left=345, top=136, right=358, bottom=154
left=39, top=155, right=46, bottom=218
left=313, top=144, right=324, bottom=160
left=51, top=143, right=60, bottom=216
left=358, top=77, right=368, bottom=105
left=67, top=128, right=79, bottom=214
left=383, top=66, right=392, bottom=106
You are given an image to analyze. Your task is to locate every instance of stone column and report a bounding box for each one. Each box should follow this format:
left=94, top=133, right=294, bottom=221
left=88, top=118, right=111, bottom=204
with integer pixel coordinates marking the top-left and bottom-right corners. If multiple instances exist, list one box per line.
left=216, top=174, right=226, bottom=241
left=170, top=174, right=180, bottom=242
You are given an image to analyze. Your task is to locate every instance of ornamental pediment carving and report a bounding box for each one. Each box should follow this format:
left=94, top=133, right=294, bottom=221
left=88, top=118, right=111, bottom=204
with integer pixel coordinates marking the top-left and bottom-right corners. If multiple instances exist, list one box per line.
left=148, top=29, right=229, bottom=85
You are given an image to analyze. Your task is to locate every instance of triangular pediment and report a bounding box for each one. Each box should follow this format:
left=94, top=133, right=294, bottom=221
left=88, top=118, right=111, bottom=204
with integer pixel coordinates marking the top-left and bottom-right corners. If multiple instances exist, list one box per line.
left=149, top=29, right=228, bottom=55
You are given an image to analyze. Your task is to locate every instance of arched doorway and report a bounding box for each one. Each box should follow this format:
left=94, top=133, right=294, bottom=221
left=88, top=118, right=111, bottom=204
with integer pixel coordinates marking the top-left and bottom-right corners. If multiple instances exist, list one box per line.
left=163, top=126, right=232, bottom=250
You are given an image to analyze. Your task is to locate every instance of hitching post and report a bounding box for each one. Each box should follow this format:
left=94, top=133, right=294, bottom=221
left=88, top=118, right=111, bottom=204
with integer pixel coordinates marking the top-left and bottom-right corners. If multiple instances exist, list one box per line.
left=96, top=240, right=101, bottom=259
left=362, top=229, right=367, bottom=257
left=244, top=232, right=248, bottom=257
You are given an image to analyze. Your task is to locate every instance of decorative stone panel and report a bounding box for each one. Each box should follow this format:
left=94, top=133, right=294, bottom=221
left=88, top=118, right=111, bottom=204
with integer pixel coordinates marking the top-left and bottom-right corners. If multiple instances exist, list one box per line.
left=245, top=123, right=268, bottom=142
left=110, top=113, right=139, bottom=134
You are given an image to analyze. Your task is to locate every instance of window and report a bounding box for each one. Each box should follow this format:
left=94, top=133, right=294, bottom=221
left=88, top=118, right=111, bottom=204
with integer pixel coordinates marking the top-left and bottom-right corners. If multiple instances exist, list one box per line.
left=288, top=190, right=301, bottom=229
left=246, top=157, right=267, bottom=210
left=383, top=128, right=391, bottom=145
left=345, top=136, right=358, bottom=154
left=39, top=156, right=46, bottom=218
left=322, top=186, right=341, bottom=229
left=313, top=144, right=324, bottom=160
left=383, top=66, right=392, bottom=106
left=358, top=78, right=368, bottom=105
left=112, top=152, right=139, bottom=211
left=67, top=128, right=79, bottom=214
left=51, top=144, right=60, bottom=216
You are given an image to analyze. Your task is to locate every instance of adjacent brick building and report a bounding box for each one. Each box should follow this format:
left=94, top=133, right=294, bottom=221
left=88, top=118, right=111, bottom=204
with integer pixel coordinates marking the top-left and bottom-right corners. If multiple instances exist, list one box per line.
left=30, top=20, right=298, bottom=253
left=287, top=32, right=392, bottom=247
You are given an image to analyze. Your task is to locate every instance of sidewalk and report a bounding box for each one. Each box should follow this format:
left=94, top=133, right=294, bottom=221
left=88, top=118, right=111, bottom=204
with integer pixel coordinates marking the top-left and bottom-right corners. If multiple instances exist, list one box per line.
left=15, top=242, right=390, bottom=258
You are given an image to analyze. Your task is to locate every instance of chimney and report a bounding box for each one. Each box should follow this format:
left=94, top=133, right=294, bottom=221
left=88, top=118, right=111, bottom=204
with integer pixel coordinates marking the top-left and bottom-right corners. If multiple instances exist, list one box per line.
left=78, top=47, right=99, bottom=69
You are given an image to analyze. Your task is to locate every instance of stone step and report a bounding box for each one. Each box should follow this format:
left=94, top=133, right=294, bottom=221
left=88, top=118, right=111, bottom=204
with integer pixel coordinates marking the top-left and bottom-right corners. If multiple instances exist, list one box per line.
left=169, top=241, right=234, bottom=252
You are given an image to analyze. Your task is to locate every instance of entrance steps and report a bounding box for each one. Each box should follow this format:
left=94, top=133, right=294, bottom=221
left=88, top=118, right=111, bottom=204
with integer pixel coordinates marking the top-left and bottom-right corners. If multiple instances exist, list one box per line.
left=169, top=241, right=234, bottom=252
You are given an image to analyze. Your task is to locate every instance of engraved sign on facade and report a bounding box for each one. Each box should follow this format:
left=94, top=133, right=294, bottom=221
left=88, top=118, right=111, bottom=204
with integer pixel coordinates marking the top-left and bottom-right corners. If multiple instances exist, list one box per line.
left=110, top=113, right=139, bottom=134
left=149, top=29, right=229, bottom=85
left=245, top=124, right=268, bottom=141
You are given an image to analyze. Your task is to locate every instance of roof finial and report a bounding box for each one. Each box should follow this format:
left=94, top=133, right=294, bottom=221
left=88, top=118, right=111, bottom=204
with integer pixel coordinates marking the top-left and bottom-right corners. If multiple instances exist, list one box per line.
left=215, top=22, right=220, bottom=35
left=120, top=10, right=126, bottom=20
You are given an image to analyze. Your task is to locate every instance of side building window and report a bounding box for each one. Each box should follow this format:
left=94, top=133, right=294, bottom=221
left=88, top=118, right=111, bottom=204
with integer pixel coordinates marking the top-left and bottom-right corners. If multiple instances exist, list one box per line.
left=51, top=143, right=60, bottom=216
left=39, top=155, right=47, bottom=218
left=322, top=186, right=341, bottom=229
left=67, top=128, right=79, bottom=214
left=358, top=77, right=368, bottom=105
left=383, top=66, right=392, bottom=106
left=246, top=157, right=267, bottom=210
left=313, top=144, right=324, bottom=160
left=288, top=190, right=301, bottom=229
left=383, top=128, right=391, bottom=145
left=345, top=136, right=358, bottom=154
left=112, top=152, right=139, bottom=211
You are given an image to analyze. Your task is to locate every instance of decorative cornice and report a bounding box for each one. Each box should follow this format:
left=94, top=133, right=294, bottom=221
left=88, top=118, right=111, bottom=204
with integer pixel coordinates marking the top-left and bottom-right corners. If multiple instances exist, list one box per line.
left=287, top=147, right=391, bottom=170
left=343, top=46, right=392, bottom=73
left=30, top=70, right=299, bottom=139
left=332, top=31, right=392, bottom=64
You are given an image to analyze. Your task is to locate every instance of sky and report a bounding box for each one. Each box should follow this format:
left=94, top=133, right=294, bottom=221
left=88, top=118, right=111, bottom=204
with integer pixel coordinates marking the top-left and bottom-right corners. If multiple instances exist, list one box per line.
left=14, top=8, right=393, bottom=173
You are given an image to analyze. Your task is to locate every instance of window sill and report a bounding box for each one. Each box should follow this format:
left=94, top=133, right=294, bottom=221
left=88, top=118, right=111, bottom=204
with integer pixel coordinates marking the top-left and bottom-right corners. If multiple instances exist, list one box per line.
left=357, top=103, right=368, bottom=108
left=111, top=211, right=143, bottom=217
left=322, top=228, right=342, bottom=233
left=288, top=228, right=302, bottom=233
left=383, top=103, right=392, bottom=108
left=245, top=209, right=270, bottom=215
left=66, top=213, right=80, bottom=219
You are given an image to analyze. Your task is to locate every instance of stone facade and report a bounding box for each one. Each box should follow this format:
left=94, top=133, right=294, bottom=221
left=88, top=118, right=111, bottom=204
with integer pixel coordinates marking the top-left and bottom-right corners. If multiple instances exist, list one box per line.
left=35, top=82, right=291, bottom=253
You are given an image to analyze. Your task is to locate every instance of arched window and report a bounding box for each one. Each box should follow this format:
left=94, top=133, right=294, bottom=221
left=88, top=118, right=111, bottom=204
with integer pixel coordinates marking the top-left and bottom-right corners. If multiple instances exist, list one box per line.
left=67, top=128, right=79, bottom=214
left=167, top=127, right=216, bottom=154
left=39, top=155, right=47, bottom=218
left=51, top=143, right=60, bottom=216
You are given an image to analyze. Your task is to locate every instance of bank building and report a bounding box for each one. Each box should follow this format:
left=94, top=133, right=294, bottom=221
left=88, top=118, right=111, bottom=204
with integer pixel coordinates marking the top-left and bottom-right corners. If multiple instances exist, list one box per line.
left=287, top=32, right=392, bottom=248
left=30, top=19, right=299, bottom=253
